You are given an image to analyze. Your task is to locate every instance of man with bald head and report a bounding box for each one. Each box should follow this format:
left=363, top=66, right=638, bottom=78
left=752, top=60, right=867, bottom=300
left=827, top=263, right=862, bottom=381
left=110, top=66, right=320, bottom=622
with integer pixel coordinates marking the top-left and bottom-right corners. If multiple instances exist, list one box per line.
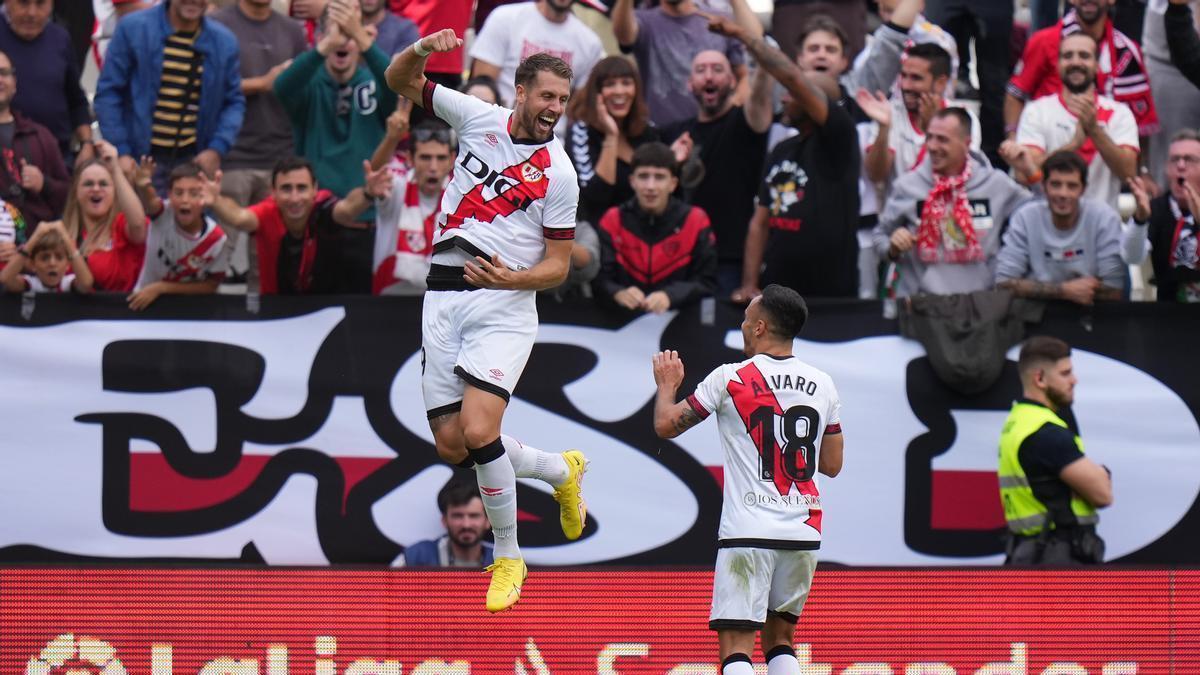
left=660, top=44, right=773, bottom=295
left=708, top=14, right=861, bottom=300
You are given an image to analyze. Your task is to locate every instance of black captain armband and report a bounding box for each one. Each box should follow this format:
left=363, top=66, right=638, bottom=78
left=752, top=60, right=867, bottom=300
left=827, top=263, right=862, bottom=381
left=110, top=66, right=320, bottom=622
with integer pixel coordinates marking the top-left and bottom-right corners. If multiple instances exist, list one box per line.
left=543, top=226, right=575, bottom=240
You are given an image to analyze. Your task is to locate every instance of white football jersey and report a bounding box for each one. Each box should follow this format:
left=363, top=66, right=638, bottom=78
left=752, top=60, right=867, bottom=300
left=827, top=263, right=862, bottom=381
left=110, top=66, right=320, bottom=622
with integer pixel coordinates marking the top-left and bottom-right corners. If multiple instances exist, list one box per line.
left=135, top=207, right=230, bottom=290
left=423, top=81, right=579, bottom=272
left=688, top=353, right=842, bottom=548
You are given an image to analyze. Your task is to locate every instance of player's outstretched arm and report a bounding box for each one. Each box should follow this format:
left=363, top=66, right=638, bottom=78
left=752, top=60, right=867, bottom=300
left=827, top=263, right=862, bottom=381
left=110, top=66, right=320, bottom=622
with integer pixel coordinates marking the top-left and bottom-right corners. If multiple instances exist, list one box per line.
left=385, top=29, right=463, bottom=105
left=652, top=350, right=705, bottom=439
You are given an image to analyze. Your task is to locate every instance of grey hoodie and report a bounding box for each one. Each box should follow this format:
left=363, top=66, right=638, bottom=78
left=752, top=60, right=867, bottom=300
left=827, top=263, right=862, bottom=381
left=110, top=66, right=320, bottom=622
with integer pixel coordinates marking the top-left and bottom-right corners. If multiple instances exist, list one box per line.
left=873, top=150, right=1031, bottom=298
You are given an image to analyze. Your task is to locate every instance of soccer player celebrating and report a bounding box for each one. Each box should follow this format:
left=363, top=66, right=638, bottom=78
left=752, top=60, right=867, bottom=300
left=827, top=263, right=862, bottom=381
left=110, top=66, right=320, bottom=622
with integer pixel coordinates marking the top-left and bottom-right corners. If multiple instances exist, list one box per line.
left=384, top=31, right=589, bottom=612
left=652, top=284, right=844, bottom=674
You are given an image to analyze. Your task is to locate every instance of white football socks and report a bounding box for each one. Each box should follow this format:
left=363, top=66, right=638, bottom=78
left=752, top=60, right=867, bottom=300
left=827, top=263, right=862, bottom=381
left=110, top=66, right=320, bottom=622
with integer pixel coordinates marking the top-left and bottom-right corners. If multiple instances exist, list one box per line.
left=501, top=434, right=570, bottom=486
left=470, top=438, right=519, bottom=559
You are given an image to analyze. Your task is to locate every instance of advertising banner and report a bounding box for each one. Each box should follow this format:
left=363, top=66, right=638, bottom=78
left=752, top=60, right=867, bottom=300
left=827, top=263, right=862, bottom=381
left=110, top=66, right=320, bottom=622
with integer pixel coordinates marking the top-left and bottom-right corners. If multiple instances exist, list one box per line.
left=3, top=568, right=1198, bottom=674
left=0, top=296, right=1197, bottom=565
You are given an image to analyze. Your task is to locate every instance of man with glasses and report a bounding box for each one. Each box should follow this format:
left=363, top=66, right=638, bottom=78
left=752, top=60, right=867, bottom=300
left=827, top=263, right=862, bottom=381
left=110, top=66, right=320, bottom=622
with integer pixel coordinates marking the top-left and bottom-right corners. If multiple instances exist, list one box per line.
left=1123, top=129, right=1200, bottom=303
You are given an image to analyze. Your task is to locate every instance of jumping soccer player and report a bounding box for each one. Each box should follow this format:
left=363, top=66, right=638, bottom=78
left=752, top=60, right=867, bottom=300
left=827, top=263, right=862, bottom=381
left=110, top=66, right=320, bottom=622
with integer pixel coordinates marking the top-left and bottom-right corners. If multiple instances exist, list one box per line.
left=384, top=31, right=588, bottom=613
left=652, top=284, right=844, bottom=674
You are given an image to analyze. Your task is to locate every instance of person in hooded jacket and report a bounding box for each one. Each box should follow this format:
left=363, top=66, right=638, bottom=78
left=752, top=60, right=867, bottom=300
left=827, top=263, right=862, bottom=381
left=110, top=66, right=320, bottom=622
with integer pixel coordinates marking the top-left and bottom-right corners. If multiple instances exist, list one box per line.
left=593, top=141, right=716, bottom=313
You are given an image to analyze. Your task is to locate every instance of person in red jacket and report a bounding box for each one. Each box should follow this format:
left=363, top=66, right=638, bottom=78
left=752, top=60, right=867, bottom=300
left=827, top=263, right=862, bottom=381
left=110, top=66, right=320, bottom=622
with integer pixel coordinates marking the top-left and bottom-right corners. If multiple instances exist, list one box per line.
left=594, top=142, right=717, bottom=313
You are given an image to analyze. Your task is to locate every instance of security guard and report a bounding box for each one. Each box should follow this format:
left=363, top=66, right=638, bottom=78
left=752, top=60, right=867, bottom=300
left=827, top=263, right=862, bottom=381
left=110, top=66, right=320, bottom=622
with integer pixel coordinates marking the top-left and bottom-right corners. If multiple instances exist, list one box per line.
left=998, top=336, right=1113, bottom=564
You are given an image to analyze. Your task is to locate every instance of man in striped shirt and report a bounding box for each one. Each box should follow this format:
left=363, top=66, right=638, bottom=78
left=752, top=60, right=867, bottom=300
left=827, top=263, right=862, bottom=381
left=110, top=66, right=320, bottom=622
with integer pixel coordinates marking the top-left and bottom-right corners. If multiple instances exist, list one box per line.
left=95, top=0, right=244, bottom=196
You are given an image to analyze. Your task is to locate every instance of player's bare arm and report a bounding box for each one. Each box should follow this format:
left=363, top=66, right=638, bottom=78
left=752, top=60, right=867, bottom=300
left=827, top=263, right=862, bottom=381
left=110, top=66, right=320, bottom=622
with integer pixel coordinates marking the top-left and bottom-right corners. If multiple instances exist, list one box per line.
left=384, top=29, right=463, bottom=104
left=818, top=431, right=844, bottom=477
left=463, top=238, right=573, bottom=291
left=652, top=350, right=705, bottom=439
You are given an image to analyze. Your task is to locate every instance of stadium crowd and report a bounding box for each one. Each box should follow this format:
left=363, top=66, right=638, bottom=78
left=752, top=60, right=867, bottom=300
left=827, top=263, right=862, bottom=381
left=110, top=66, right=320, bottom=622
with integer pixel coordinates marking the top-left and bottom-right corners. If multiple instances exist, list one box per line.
left=0, top=0, right=1199, bottom=307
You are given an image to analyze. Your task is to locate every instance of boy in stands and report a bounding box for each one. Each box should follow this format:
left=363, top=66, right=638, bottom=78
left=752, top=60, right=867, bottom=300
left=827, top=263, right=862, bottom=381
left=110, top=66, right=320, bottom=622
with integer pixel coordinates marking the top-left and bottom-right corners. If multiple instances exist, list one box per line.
left=1, top=220, right=93, bottom=294
left=129, top=161, right=231, bottom=310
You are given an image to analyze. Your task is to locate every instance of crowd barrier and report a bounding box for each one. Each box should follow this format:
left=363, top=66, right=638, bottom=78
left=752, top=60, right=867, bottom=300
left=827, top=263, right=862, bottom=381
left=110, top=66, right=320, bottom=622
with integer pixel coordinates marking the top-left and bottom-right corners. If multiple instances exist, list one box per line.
left=0, top=295, right=1198, bottom=566
left=2, top=567, right=1198, bottom=674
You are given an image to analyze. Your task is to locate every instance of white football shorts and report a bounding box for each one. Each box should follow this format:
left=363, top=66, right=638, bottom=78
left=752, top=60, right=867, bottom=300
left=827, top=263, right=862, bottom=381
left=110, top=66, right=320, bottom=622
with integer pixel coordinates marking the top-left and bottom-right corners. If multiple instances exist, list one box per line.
left=421, top=286, right=538, bottom=418
left=708, top=547, right=817, bottom=630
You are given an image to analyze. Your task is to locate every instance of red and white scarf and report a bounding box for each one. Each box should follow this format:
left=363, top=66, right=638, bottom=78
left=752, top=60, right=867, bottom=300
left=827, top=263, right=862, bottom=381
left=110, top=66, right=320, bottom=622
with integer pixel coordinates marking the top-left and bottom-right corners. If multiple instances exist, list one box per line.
left=372, top=181, right=439, bottom=294
left=917, top=161, right=983, bottom=264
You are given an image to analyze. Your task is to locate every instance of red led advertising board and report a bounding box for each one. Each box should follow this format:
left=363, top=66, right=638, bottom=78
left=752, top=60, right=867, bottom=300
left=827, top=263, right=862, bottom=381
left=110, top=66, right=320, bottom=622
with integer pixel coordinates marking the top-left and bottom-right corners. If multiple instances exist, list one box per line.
left=3, top=568, right=1198, bottom=674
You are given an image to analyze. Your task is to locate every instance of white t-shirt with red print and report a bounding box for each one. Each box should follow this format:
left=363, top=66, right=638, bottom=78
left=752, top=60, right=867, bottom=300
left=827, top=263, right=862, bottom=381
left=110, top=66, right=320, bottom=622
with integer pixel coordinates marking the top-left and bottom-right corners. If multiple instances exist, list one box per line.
left=134, top=206, right=231, bottom=290
left=1016, top=92, right=1139, bottom=210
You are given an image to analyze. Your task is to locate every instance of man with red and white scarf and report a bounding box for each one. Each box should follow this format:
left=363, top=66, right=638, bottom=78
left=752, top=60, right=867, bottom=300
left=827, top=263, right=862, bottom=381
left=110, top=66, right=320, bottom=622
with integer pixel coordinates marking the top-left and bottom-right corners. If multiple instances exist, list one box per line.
left=1005, top=0, right=1159, bottom=142
left=1124, top=128, right=1200, bottom=303
left=873, top=107, right=1029, bottom=298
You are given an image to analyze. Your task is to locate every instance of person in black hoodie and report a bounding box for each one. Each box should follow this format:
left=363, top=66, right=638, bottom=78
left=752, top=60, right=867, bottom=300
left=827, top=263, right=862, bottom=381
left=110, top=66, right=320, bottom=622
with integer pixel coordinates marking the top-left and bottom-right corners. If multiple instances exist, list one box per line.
left=594, top=142, right=717, bottom=313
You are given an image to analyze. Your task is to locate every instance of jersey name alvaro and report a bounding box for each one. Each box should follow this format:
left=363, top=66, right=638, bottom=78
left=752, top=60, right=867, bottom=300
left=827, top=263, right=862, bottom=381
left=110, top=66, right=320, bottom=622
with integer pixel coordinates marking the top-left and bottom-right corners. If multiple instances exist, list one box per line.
left=424, top=81, right=579, bottom=272
left=688, top=353, right=842, bottom=549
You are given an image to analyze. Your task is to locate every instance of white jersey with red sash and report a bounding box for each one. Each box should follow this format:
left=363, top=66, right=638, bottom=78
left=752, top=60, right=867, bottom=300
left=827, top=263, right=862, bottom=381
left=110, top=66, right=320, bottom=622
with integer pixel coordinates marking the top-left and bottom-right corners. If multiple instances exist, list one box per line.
left=687, top=353, right=842, bottom=549
left=422, top=81, right=578, bottom=271
left=23, top=273, right=74, bottom=293
left=373, top=171, right=442, bottom=295
left=134, top=207, right=230, bottom=290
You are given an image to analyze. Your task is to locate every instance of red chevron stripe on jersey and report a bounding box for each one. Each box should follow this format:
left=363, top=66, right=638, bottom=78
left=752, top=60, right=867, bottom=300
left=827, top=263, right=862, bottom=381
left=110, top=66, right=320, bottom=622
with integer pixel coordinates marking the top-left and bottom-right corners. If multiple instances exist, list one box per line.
left=443, top=147, right=552, bottom=229
left=727, top=362, right=820, bottom=502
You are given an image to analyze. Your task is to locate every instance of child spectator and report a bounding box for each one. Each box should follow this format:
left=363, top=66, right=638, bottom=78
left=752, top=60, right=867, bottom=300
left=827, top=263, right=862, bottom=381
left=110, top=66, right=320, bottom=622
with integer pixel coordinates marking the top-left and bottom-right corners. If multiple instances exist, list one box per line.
left=128, top=161, right=230, bottom=310
left=594, top=142, right=717, bottom=313
left=1, top=220, right=93, bottom=293
left=62, top=140, right=147, bottom=293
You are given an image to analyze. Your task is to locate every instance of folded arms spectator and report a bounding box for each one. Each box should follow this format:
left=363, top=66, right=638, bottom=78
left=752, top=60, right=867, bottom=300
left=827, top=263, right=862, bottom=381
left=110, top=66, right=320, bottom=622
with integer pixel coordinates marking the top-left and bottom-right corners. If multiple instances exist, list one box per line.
left=995, top=150, right=1125, bottom=305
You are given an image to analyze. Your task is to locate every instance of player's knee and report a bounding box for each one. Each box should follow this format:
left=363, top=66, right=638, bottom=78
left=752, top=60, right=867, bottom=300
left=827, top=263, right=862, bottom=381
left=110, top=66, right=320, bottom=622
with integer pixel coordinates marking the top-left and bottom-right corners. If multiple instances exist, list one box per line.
left=462, top=422, right=501, bottom=450
left=434, top=441, right=469, bottom=465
